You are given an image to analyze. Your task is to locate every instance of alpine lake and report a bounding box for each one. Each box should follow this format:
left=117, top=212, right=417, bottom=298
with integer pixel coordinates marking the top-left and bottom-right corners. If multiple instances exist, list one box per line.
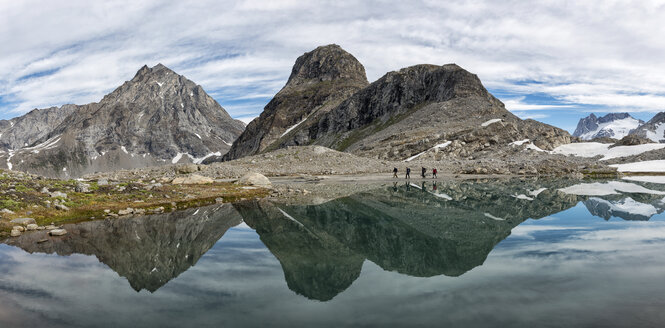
left=2, top=176, right=665, bottom=327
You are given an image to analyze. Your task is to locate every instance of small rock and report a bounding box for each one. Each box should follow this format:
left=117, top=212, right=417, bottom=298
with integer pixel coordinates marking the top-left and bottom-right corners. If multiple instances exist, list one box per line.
left=104, top=209, right=111, bottom=213
left=49, top=229, right=67, bottom=236
left=37, top=239, right=48, bottom=244
left=10, top=230, right=22, bottom=237
left=215, top=197, right=224, bottom=204
left=40, top=187, right=50, bottom=194
left=26, top=224, right=38, bottom=231
left=50, top=191, right=68, bottom=198
left=12, top=226, right=25, bottom=232
left=1, top=208, right=15, bottom=215
left=44, top=225, right=57, bottom=230
left=134, top=208, right=146, bottom=215
left=97, top=178, right=109, bottom=186
left=75, top=182, right=91, bottom=193
left=55, top=204, right=70, bottom=211
left=118, top=208, right=134, bottom=216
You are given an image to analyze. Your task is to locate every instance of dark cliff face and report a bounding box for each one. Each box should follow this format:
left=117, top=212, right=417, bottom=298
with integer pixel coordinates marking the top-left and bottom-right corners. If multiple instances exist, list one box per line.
left=0, top=64, right=245, bottom=177
left=6, top=204, right=242, bottom=292
left=224, top=45, right=572, bottom=162
left=573, top=113, right=599, bottom=137
left=222, top=44, right=368, bottom=161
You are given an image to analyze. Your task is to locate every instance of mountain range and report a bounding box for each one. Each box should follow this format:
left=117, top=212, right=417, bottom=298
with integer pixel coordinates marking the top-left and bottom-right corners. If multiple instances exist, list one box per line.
left=573, top=112, right=665, bottom=142
left=0, top=44, right=662, bottom=177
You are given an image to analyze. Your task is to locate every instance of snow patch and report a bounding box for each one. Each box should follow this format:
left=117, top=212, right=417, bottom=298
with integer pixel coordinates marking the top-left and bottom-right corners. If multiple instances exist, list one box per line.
left=622, top=176, right=665, bottom=184
left=589, top=197, right=658, bottom=218
left=195, top=133, right=202, bottom=140
left=484, top=213, right=505, bottom=221
left=528, top=188, right=547, bottom=197
left=558, top=181, right=665, bottom=196
left=281, top=117, right=307, bottom=137
left=172, top=152, right=222, bottom=164
left=512, top=194, right=534, bottom=200
left=551, top=142, right=665, bottom=160
left=481, top=119, right=502, bottom=127
left=646, top=123, right=665, bottom=142
left=510, top=139, right=530, bottom=146
left=404, top=141, right=451, bottom=162
left=610, top=160, right=665, bottom=173
left=121, top=146, right=129, bottom=154
left=431, top=192, right=452, bottom=200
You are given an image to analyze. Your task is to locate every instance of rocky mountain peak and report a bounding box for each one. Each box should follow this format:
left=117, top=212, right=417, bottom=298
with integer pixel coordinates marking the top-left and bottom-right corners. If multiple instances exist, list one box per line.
left=629, top=111, right=665, bottom=143
left=285, top=44, right=368, bottom=88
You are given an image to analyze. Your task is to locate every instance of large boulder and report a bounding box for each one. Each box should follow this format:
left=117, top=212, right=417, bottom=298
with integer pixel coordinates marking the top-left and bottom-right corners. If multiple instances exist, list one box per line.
left=171, top=174, right=214, bottom=185
left=236, top=172, right=272, bottom=188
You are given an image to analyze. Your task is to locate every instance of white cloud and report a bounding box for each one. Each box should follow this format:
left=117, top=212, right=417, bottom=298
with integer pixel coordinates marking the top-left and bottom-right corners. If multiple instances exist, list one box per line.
left=2, top=0, right=665, bottom=120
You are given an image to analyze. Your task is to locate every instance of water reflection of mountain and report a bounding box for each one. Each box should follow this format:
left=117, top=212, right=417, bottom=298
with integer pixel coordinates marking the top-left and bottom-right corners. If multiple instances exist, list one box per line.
left=235, top=180, right=581, bottom=301
left=6, top=204, right=242, bottom=292
left=584, top=196, right=665, bottom=221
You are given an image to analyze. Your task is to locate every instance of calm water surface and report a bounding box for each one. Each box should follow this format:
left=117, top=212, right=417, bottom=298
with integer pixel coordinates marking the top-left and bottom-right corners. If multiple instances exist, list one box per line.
left=2, top=178, right=665, bottom=327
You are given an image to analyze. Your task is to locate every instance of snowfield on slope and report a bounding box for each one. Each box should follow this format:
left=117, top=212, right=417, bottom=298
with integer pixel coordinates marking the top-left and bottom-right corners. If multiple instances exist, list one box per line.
left=579, top=116, right=643, bottom=140
left=551, top=142, right=665, bottom=160
left=610, top=160, right=665, bottom=173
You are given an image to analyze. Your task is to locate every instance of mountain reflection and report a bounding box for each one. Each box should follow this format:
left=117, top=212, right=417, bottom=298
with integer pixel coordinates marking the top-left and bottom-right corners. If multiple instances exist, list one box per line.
left=234, top=179, right=583, bottom=301
left=6, top=204, right=242, bottom=292
left=4, top=179, right=665, bottom=299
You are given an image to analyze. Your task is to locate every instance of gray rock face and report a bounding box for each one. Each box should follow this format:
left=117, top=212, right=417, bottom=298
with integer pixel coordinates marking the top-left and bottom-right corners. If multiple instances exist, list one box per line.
left=573, top=113, right=644, bottom=140
left=0, top=105, right=75, bottom=150
left=0, top=64, right=245, bottom=178
left=221, top=44, right=368, bottom=161
left=630, top=112, right=665, bottom=143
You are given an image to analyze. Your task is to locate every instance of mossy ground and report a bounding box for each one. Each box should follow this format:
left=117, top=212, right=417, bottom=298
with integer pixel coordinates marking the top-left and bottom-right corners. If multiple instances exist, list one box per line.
left=0, top=171, right=269, bottom=236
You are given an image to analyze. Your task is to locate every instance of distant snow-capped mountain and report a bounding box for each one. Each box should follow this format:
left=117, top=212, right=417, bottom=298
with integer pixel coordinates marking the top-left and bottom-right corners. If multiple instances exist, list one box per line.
left=573, top=113, right=644, bottom=140
left=629, top=112, right=665, bottom=143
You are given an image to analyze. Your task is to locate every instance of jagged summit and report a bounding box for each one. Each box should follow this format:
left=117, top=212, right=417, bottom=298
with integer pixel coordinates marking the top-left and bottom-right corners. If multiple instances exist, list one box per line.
left=284, top=44, right=368, bottom=88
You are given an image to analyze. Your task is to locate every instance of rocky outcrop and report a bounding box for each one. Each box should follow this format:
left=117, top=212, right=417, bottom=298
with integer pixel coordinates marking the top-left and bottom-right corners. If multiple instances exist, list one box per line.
left=573, top=113, right=644, bottom=140
left=0, top=64, right=245, bottom=178
left=221, top=44, right=368, bottom=161
left=6, top=204, right=242, bottom=292
left=630, top=112, right=665, bottom=143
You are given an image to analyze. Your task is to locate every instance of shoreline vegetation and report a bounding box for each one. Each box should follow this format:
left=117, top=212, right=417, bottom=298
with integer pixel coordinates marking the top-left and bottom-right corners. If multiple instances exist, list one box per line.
left=0, top=169, right=269, bottom=237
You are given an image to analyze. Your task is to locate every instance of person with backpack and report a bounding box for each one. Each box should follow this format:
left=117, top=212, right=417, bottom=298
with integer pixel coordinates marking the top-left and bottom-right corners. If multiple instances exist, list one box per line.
left=393, top=167, right=398, bottom=178
left=405, top=167, right=411, bottom=179
left=432, top=168, right=437, bottom=179
left=421, top=167, right=426, bottom=178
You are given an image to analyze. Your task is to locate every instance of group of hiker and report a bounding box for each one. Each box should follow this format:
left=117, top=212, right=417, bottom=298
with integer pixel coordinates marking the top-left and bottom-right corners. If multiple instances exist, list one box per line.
left=392, top=167, right=437, bottom=179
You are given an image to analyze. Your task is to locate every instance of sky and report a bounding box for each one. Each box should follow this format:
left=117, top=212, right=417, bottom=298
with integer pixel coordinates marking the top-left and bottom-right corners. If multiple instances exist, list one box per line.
left=2, top=1, right=665, bottom=132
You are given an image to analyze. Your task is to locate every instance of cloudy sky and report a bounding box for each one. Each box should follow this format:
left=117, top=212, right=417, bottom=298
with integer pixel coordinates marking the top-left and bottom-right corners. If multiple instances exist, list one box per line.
left=1, top=0, right=665, bottom=131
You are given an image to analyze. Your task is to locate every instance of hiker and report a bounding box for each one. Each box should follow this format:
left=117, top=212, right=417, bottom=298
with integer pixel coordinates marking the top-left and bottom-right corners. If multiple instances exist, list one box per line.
left=432, top=168, right=437, bottom=179
left=393, top=167, right=398, bottom=178
left=421, top=167, right=426, bottom=178
left=405, top=167, right=411, bottom=179
left=433, top=182, right=437, bottom=191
